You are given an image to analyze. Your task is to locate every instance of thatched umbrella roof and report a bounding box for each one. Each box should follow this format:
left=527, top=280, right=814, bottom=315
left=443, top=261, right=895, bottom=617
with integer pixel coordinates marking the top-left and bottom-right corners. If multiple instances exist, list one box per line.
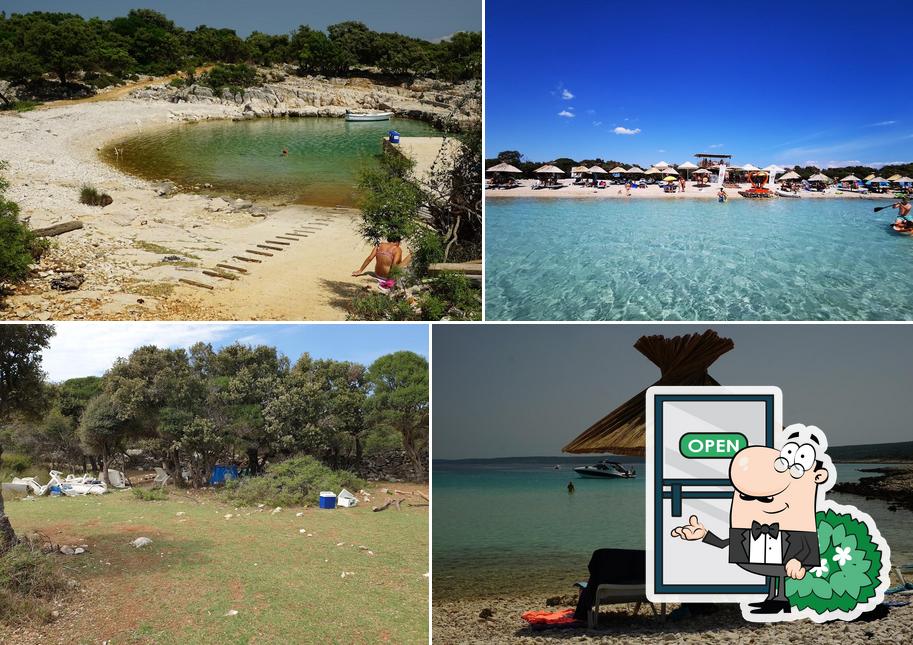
left=809, top=173, right=830, bottom=182
left=571, top=165, right=589, bottom=174
left=562, top=330, right=734, bottom=456
left=534, top=164, right=565, bottom=174
left=588, top=165, right=608, bottom=174
left=487, top=163, right=522, bottom=173
left=608, top=166, right=628, bottom=174
left=779, top=171, right=801, bottom=180
left=677, top=162, right=698, bottom=170
left=840, top=174, right=861, bottom=182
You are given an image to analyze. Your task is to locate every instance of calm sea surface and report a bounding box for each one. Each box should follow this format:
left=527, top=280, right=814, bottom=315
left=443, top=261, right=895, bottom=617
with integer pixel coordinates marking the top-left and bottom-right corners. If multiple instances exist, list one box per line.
left=432, top=459, right=913, bottom=601
left=103, top=117, right=440, bottom=208
left=485, top=198, right=913, bottom=321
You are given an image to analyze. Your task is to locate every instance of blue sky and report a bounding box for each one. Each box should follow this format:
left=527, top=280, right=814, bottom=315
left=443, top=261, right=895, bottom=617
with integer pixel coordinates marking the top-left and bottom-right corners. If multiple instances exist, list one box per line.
left=434, top=325, right=913, bottom=459
left=486, top=0, right=913, bottom=168
left=4, top=1, right=480, bottom=40
left=41, top=323, right=428, bottom=382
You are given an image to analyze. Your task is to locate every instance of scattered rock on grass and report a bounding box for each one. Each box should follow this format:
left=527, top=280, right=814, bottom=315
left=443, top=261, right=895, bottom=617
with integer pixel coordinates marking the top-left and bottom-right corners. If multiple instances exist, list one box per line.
left=224, top=609, right=238, bottom=617
left=131, top=537, right=153, bottom=548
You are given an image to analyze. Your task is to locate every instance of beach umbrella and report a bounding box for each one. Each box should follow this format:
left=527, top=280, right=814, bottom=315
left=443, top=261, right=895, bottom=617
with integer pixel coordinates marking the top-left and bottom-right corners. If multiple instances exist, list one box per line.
left=644, top=167, right=662, bottom=175
left=840, top=174, right=861, bottom=183
left=741, top=163, right=760, bottom=171
left=779, top=171, right=800, bottom=180
left=864, top=174, right=875, bottom=181
left=677, top=162, right=698, bottom=169
left=896, top=176, right=913, bottom=184
left=763, top=165, right=785, bottom=172
left=486, top=163, right=522, bottom=174
left=887, top=174, right=902, bottom=181
left=663, top=167, right=680, bottom=176
left=588, top=165, right=608, bottom=174
left=808, top=173, right=830, bottom=183
left=654, top=160, right=670, bottom=168
left=869, top=176, right=887, bottom=183
left=563, top=331, right=734, bottom=456
left=625, top=166, right=645, bottom=174
left=692, top=168, right=711, bottom=174
left=608, top=166, right=627, bottom=174
left=570, top=165, right=589, bottom=175
left=663, top=176, right=677, bottom=182
left=534, top=164, right=565, bottom=174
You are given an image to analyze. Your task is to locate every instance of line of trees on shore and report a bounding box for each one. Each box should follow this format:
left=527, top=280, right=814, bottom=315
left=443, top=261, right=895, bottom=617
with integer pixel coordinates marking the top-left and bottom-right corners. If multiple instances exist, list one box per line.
left=0, top=9, right=481, bottom=102
left=487, top=151, right=913, bottom=182
left=0, top=326, right=429, bottom=497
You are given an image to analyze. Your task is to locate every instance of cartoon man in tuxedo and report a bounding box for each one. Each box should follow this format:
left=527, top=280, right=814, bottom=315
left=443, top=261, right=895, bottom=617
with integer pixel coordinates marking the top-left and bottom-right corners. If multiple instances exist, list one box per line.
left=671, top=425, right=829, bottom=615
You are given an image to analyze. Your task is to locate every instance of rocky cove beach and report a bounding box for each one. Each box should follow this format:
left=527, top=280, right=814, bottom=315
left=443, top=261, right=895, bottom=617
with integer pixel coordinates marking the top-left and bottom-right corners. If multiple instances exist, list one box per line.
left=0, top=70, right=476, bottom=320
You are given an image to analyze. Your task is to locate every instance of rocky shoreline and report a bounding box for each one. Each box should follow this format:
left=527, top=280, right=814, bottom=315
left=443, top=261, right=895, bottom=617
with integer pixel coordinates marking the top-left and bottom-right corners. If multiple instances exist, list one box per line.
left=130, top=67, right=479, bottom=128
left=833, top=466, right=913, bottom=513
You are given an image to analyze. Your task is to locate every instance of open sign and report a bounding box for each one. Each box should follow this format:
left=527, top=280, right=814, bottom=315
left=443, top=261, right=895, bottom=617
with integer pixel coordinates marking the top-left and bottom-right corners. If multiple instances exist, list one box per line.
left=679, top=432, right=748, bottom=458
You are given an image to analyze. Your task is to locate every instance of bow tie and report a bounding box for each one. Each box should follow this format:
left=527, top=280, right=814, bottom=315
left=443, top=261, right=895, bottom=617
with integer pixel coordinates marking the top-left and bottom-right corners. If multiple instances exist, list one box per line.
left=751, top=521, right=779, bottom=540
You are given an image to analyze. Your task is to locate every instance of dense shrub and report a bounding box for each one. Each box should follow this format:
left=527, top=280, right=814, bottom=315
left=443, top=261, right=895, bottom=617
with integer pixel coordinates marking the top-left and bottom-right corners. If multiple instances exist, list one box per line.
left=0, top=545, right=67, bottom=626
left=348, top=291, right=420, bottom=321
left=0, top=163, right=48, bottom=290
left=0, top=453, right=32, bottom=476
left=221, top=456, right=363, bottom=507
left=79, top=185, right=113, bottom=207
left=419, top=272, right=481, bottom=320
left=201, top=63, right=259, bottom=94
left=131, top=487, right=168, bottom=501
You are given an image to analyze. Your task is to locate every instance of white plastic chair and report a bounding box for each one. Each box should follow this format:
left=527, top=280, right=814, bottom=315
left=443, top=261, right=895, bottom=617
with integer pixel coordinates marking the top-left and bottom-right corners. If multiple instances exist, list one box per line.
left=153, top=467, right=171, bottom=488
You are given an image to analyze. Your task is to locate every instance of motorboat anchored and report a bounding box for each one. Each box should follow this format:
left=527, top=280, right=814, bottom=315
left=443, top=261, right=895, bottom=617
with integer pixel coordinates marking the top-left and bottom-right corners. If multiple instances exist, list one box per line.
left=573, top=460, right=636, bottom=479
left=345, top=110, right=394, bottom=122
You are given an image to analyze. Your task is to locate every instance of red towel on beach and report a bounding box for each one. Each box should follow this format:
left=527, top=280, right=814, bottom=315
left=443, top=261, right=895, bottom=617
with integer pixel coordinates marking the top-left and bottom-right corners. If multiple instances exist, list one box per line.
left=520, top=608, right=577, bottom=626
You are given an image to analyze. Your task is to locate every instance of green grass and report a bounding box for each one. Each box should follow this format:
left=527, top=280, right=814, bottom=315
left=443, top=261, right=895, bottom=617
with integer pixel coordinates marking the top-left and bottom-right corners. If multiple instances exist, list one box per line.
left=0, top=488, right=427, bottom=644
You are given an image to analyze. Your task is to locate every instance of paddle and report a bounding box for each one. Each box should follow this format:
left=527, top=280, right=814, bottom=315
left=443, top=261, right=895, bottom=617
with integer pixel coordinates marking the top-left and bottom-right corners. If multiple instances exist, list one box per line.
left=873, top=203, right=900, bottom=213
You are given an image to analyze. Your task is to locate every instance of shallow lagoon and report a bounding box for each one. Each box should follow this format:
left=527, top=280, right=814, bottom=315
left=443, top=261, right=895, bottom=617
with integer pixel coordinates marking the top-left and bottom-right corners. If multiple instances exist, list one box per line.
left=103, top=117, right=440, bottom=208
left=485, top=198, right=913, bottom=320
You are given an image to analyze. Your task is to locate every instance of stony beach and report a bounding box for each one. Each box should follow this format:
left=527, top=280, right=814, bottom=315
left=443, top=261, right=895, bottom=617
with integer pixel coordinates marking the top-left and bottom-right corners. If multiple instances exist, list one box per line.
left=0, top=71, right=475, bottom=320
left=434, top=593, right=913, bottom=644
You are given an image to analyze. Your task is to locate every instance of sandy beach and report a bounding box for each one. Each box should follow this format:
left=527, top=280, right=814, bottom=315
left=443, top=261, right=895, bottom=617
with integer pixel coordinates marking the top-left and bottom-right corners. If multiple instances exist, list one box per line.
left=0, top=74, right=468, bottom=320
left=433, top=593, right=913, bottom=644
left=486, top=179, right=897, bottom=201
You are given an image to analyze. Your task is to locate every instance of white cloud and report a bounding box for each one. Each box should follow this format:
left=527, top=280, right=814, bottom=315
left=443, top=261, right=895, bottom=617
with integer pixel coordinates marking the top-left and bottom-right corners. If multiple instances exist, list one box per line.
left=41, top=322, right=237, bottom=382
left=558, top=109, right=575, bottom=118
left=708, top=143, right=724, bottom=149
left=822, top=160, right=861, bottom=168
left=561, top=89, right=574, bottom=100
left=593, top=121, right=602, bottom=127
left=613, top=126, right=641, bottom=135
left=657, top=149, right=666, bottom=153
left=866, top=120, right=897, bottom=127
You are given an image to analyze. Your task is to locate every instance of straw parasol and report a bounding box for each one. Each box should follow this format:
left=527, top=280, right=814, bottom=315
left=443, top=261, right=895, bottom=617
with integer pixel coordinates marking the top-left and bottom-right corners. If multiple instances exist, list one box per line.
left=486, top=163, right=522, bottom=174
left=692, top=168, right=711, bottom=174
left=608, top=166, right=627, bottom=174
left=534, top=164, right=565, bottom=174
left=808, top=173, right=830, bottom=183
left=864, top=174, right=875, bottom=181
left=663, top=167, right=680, bottom=176
left=869, top=176, right=887, bottom=183
left=887, top=174, right=902, bottom=181
left=562, top=330, right=734, bottom=456
left=625, top=166, right=645, bottom=174
left=895, top=176, right=913, bottom=184
left=763, top=165, right=786, bottom=173
left=779, top=171, right=800, bottom=181
left=840, top=174, right=861, bottom=183
left=588, top=165, right=608, bottom=174
left=654, top=161, right=671, bottom=169
left=741, top=163, right=760, bottom=172
left=570, top=165, right=589, bottom=176
left=677, top=162, right=698, bottom=170
left=644, top=167, right=663, bottom=175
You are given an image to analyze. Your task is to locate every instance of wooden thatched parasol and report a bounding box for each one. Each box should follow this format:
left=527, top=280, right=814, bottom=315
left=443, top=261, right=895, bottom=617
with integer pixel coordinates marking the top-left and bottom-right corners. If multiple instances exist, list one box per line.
left=562, top=330, right=734, bottom=456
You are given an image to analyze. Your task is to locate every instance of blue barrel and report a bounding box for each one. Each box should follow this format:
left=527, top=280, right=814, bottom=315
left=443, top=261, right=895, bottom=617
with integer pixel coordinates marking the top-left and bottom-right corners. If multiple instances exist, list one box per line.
left=388, top=130, right=400, bottom=144
left=209, top=464, right=239, bottom=486
left=50, top=485, right=62, bottom=496
left=319, top=491, right=337, bottom=509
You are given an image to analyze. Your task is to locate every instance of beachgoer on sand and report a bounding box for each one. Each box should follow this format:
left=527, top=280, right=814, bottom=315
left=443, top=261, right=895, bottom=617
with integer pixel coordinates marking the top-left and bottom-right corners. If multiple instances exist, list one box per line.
left=352, top=236, right=410, bottom=290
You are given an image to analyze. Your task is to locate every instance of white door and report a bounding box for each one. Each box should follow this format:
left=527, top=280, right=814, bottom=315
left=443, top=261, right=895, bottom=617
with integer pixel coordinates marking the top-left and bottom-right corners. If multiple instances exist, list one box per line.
left=646, top=386, right=782, bottom=603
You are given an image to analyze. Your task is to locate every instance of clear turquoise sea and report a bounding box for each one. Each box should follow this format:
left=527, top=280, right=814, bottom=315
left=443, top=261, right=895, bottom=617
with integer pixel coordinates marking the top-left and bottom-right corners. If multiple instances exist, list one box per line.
left=484, top=198, right=913, bottom=320
left=432, top=459, right=913, bottom=601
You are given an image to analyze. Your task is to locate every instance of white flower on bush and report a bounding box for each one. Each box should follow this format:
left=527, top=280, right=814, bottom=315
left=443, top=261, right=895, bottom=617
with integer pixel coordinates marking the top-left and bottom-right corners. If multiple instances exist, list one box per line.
left=832, top=546, right=852, bottom=567
left=812, top=559, right=829, bottom=577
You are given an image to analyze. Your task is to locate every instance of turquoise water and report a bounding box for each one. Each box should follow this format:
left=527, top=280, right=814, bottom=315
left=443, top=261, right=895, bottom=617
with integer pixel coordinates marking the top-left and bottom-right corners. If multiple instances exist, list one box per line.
left=485, top=198, right=913, bottom=320
left=104, top=117, right=440, bottom=207
left=432, top=459, right=913, bottom=601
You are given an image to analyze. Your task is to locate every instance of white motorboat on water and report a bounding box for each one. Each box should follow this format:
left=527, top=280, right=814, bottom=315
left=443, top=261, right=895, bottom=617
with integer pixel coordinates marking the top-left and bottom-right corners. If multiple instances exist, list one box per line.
left=345, top=110, right=394, bottom=122
left=573, top=460, right=636, bottom=479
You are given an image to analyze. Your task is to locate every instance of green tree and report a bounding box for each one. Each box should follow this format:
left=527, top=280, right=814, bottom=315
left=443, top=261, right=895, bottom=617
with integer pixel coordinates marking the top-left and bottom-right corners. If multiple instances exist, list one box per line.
left=296, top=29, right=355, bottom=76
left=327, top=21, right=378, bottom=66
left=77, top=392, right=131, bottom=484
left=0, top=323, right=54, bottom=553
left=367, top=352, right=429, bottom=480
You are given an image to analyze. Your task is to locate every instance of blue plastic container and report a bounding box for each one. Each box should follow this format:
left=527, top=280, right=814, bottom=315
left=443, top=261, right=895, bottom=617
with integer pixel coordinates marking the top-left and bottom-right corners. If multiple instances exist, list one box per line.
left=319, top=491, right=337, bottom=509
left=388, top=130, right=400, bottom=144
left=209, top=464, right=239, bottom=486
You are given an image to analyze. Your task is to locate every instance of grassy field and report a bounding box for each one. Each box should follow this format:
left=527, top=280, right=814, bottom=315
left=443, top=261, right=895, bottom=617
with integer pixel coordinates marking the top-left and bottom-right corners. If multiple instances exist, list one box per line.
left=0, top=483, right=428, bottom=644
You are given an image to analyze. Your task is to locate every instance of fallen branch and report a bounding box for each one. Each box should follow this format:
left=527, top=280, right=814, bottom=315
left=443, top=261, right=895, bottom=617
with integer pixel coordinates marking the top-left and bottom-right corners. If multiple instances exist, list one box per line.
left=178, top=278, right=214, bottom=290
left=372, top=500, right=394, bottom=512
left=32, top=221, right=83, bottom=237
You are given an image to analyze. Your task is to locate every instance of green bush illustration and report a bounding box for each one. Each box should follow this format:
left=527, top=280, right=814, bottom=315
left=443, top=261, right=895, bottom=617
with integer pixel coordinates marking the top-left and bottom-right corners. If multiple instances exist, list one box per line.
left=785, top=508, right=883, bottom=614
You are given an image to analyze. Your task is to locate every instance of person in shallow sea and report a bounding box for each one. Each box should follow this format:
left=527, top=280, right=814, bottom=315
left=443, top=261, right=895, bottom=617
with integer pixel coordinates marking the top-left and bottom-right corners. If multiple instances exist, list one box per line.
left=352, top=235, right=410, bottom=290
left=567, top=481, right=575, bottom=494
left=718, top=187, right=728, bottom=202
left=893, top=198, right=911, bottom=227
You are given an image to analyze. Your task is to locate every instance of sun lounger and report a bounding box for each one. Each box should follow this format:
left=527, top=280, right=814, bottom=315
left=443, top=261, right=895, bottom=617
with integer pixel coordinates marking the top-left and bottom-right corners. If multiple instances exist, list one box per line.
left=587, top=583, right=664, bottom=628
left=153, top=467, right=171, bottom=488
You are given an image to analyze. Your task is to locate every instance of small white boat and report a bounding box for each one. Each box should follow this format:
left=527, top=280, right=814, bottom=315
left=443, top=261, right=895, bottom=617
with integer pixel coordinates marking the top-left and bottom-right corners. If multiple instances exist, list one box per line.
left=573, top=460, right=636, bottom=479
left=776, top=189, right=800, bottom=198
left=345, top=110, right=393, bottom=122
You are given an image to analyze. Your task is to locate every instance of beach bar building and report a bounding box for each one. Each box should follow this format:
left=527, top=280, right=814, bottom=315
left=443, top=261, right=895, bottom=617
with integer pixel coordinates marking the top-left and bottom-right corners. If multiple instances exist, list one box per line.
left=693, top=153, right=733, bottom=169
left=562, top=330, right=734, bottom=456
